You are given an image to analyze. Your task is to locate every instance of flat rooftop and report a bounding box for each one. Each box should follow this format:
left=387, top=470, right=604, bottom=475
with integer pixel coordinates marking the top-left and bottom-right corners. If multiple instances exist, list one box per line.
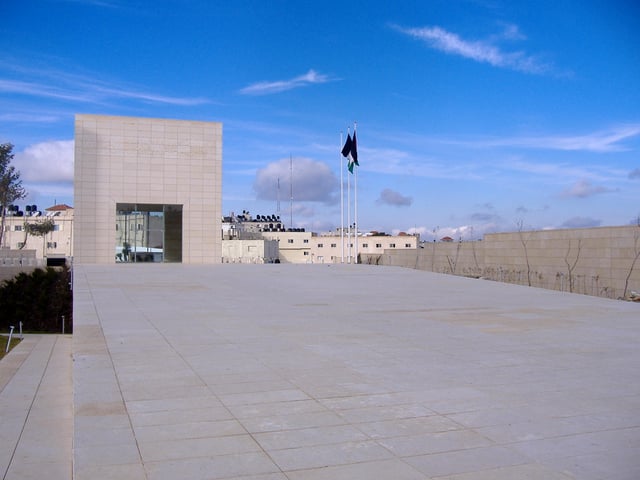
left=3, top=264, right=639, bottom=479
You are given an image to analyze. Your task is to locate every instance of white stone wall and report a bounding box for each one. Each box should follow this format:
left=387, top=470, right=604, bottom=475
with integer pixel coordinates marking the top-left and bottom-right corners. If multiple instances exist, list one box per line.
left=373, top=225, right=640, bottom=300
left=221, top=239, right=279, bottom=263
left=74, top=115, right=222, bottom=264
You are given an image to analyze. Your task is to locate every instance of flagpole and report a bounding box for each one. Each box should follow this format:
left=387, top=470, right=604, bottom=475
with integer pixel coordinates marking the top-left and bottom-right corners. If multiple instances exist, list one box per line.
left=347, top=161, right=351, bottom=263
left=340, top=132, right=344, bottom=263
left=354, top=122, right=358, bottom=264
left=346, top=128, right=351, bottom=263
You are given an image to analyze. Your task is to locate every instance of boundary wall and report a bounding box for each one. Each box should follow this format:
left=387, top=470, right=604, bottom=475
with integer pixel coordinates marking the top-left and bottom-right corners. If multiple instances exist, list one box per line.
left=363, top=225, right=640, bottom=300
left=0, top=249, right=40, bottom=282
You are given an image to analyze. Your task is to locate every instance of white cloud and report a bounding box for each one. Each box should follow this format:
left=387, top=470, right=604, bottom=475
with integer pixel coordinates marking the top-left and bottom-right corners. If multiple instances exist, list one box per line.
left=560, top=179, right=615, bottom=198
left=376, top=188, right=413, bottom=207
left=14, top=140, right=74, bottom=183
left=239, top=70, right=333, bottom=95
left=561, top=216, right=602, bottom=228
left=253, top=157, right=338, bottom=204
left=393, top=24, right=552, bottom=74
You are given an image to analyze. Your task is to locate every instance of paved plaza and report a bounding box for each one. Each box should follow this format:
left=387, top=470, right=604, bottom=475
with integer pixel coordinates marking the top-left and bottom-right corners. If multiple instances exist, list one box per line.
left=2, top=263, right=640, bottom=479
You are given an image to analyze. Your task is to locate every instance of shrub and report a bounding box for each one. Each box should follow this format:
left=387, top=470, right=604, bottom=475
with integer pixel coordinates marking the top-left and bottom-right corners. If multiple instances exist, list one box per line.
left=0, top=267, right=72, bottom=333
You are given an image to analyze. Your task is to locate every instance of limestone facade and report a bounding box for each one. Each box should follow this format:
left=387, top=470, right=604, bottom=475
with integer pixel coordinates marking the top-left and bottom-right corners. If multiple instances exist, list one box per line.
left=74, top=114, right=222, bottom=264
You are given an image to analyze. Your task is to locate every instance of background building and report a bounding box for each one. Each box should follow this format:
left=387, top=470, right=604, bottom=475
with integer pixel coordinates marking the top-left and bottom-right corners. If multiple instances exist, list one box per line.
left=74, top=114, right=222, bottom=264
left=1, top=204, right=74, bottom=266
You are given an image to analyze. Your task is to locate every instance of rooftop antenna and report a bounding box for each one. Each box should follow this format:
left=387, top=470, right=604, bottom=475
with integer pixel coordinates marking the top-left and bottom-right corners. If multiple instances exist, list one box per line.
left=289, top=154, right=293, bottom=230
left=277, top=177, right=281, bottom=218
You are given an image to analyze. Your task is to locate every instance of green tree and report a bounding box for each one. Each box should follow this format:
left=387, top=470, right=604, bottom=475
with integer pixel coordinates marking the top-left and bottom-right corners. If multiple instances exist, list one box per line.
left=0, top=143, right=27, bottom=247
left=21, top=218, right=56, bottom=259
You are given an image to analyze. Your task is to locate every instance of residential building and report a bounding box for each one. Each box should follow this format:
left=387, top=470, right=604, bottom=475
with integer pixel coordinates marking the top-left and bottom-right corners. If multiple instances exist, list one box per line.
left=1, top=204, right=74, bottom=266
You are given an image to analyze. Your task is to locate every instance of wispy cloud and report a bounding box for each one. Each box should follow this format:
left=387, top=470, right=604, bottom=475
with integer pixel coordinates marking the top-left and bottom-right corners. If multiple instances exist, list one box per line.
left=629, top=168, right=640, bottom=179
left=59, top=0, right=122, bottom=8
left=0, top=112, right=60, bottom=123
left=239, top=70, right=333, bottom=95
left=448, top=125, right=640, bottom=153
left=392, top=24, right=552, bottom=75
left=0, top=62, right=209, bottom=106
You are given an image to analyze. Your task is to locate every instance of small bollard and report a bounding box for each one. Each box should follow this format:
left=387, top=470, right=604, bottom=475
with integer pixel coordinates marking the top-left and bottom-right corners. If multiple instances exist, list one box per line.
left=5, top=326, right=15, bottom=354
left=19, top=321, right=23, bottom=340
left=62, top=316, right=65, bottom=335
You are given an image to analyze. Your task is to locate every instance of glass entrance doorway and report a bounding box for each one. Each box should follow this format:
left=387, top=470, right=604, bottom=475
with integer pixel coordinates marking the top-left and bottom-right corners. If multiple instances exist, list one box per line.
left=115, top=204, right=183, bottom=263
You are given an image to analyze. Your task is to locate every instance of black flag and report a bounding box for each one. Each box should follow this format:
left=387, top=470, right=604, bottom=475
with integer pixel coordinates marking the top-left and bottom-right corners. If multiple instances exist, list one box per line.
left=351, top=131, right=358, bottom=166
left=341, top=133, right=352, bottom=158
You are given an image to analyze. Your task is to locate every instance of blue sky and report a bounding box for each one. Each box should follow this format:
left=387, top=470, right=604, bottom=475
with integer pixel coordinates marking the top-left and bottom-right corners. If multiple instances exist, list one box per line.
left=1, top=0, right=639, bottom=239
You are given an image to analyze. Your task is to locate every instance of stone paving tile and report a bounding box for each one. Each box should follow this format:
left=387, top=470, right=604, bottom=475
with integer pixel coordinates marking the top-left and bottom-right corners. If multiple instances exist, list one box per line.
left=125, top=394, right=223, bottom=414
left=253, top=424, right=370, bottom=450
left=144, top=451, right=281, bottom=480
left=267, top=440, right=395, bottom=471
left=71, top=264, right=640, bottom=479
left=138, top=433, right=263, bottom=462
left=218, top=388, right=311, bottom=406
left=74, top=442, right=141, bottom=470
left=4, top=460, right=70, bottom=480
left=239, top=409, right=348, bottom=434
left=355, top=415, right=463, bottom=439
left=226, top=399, right=328, bottom=420
left=1, top=335, right=72, bottom=480
left=541, top=447, right=640, bottom=480
left=335, top=403, right=437, bottom=424
left=433, top=462, right=576, bottom=479
left=378, top=429, right=496, bottom=457
left=129, top=405, right=233, bottom=427
left=207, top=379, right=297, bottom=395
left=134, top=419, right=247, bottom=443
left=74, top=462, right=147, bottom=480
left=509, top=427, right=640, bottom=462
left=285, top=458, right=429, bottom=480
left=403, top=445, right=531, bottom=478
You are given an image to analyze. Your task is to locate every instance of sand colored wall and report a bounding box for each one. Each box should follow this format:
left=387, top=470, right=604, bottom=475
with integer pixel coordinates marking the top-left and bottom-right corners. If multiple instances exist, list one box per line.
left=370, top=225, right=640, bottom=299
left=74, top=115, right=222, bottom=264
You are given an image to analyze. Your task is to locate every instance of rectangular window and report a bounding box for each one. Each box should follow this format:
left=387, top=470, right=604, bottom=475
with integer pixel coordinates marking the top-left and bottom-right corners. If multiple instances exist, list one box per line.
left=317, top=243, right=323, bottom=248
left=362, top=243, right=368, bottom=248
left=376, top=243, right=382, bottom=248
left=390, top=243, right=396, bottom=248
left=53, top=225, right=60, bottom=231
left=14, top=225, right=22, bottom=231
left=330, top=243, right=337, bottom=248
left=17, top=242, right=25, bottom=248
left=405, top=243, right=412, bottom=248
left=303, top=239, right=309, bottom=243
left=287, top=239, right=294, bottom=244
left=47, top=241, right=57, bottom=249
left=303, top=251, right=309, bottom=256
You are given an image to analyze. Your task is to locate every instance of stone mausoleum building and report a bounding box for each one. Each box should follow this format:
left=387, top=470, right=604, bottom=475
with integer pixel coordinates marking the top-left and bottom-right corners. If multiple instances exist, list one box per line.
left=74, top=114, right=222, bottom=264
